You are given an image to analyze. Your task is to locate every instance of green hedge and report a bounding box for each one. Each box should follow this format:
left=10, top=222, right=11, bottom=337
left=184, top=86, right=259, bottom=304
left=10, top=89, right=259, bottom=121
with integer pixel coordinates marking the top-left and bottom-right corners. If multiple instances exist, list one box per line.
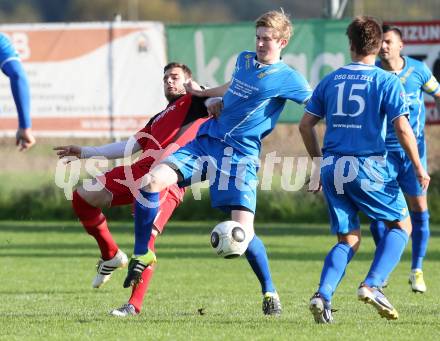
left=0, top=171, right=439, bottom=223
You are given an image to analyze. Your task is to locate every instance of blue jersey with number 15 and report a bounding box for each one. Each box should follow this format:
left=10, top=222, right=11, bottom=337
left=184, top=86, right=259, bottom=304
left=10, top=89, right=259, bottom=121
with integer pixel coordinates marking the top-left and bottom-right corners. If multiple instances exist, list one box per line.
left=305, top=62, right=408, bottom=156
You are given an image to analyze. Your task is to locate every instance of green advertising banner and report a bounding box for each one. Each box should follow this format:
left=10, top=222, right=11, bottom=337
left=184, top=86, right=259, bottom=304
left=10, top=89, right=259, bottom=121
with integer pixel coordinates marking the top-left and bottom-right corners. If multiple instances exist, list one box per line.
left=167, top=19, right=351, bottom=123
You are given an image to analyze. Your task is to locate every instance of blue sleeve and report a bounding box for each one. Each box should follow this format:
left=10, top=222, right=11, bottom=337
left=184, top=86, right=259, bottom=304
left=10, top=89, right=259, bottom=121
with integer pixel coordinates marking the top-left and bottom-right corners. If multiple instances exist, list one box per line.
left=420, top=62, right=440, bottom=96
left=383, top=76, right=408, bottom=123
left=0, top=34, right=19, bottom=67
left=280, top=70, right=312, bottom=104
left=231, top=51, right=248, bottom=79
left=304, top=80, right=324, bottom=118
left=2, top=60, right=31, bottom=128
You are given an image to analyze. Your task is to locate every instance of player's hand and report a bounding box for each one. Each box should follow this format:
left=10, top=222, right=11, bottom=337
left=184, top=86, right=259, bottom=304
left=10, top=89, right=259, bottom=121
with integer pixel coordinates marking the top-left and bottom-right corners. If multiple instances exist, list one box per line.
left=306, top=160, right=322, bottom=193
left=306, top=176, right=322, bottom=193
left=53, top=145, right=82, bottom=160
left=184, top=79, right=205, bottom=96
left=16, top=128, right=36, bottom=151
left=207, top=98, right=223, bottom=118
left=415, top=166, right=430, bottom=191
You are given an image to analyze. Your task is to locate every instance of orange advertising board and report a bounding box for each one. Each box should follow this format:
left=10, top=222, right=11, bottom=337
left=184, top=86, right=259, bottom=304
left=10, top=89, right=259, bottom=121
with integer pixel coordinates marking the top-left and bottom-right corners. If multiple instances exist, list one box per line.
left=0, top=22, right=167, bottom=137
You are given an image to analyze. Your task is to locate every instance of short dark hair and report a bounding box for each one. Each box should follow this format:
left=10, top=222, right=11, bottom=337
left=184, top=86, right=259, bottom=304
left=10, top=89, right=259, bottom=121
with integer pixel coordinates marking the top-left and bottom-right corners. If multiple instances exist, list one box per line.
left=382, top=24, right=403, bottom=40
left=346, top=16, right=382, bottom=56
left=164, top=62, right=192, bottom=79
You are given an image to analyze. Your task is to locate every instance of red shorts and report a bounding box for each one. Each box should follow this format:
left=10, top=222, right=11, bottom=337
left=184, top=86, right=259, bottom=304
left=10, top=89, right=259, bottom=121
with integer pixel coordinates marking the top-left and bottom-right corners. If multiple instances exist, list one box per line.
left=96, top=163, right=185, bottom=233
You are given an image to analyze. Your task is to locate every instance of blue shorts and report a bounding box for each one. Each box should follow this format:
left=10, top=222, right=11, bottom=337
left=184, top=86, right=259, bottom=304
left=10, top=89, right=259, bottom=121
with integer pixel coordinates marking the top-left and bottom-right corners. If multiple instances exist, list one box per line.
left=387, top=142, right=427, bottom=197
left=163, top=135, right=259, bottom=213
left=321, top=154, right=409, bottom=235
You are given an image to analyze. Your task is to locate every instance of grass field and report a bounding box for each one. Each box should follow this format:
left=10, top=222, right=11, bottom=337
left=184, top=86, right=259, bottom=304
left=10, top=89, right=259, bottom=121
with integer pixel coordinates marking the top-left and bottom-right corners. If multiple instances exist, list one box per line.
left=0, top=221, right=439, bottom=341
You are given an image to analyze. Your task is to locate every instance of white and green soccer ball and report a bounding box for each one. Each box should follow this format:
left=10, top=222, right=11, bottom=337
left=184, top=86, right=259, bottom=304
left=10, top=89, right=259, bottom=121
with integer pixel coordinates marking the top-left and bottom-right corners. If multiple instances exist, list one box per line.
left=210, top=220, right=253, bottom=259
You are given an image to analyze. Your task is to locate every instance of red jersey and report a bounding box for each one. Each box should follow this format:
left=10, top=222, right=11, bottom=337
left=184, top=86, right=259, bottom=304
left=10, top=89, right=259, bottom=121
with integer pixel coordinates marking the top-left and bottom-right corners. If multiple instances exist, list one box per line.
left=134, top=93, right=210, bottom=171
left=99, top=94, right=210, bottom=208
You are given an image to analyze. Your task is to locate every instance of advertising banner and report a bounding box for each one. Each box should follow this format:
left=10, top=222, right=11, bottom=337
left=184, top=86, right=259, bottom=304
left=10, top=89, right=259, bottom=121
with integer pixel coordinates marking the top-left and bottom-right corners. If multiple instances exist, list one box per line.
left=167, top=19, right=351, bottom=123
left=168, top=19, right=440, bottom=123
left=0, top=22, right=167, bottom=137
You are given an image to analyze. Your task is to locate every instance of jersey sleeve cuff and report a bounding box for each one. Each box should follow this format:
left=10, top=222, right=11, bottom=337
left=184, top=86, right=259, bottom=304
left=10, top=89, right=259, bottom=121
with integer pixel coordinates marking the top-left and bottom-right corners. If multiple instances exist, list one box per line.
left=390, top=111, right=410, bottom=122
left=304, top=108, right=322, bottom=118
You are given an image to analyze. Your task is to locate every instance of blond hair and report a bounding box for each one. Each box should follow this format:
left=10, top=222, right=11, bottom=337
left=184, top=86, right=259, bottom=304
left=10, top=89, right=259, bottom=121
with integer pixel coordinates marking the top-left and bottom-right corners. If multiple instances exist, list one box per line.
left=255, top=9, right=293, bottom=42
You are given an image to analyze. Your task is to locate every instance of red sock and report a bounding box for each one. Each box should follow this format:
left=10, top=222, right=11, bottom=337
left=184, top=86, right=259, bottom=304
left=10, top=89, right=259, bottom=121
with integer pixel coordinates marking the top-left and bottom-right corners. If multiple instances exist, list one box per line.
left=72, top=190, right=118, bottom=260
left=129, top=233, right=157, bottom=312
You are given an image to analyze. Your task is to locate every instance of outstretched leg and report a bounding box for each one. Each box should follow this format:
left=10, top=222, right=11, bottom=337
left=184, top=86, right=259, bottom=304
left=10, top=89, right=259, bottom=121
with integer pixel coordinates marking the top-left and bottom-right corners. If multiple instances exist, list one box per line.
left=72, top=187, right=127, bottom=288
left=124, top=164, right=179, bottom=288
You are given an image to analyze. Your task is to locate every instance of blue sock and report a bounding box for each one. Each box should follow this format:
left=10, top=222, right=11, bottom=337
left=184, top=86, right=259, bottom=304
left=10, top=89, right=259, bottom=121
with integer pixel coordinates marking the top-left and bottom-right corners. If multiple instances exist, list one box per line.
left=245, top=235, right=275, bottom=294
left=369, top=220, right=386, bottom=246
left=411, top=210, right=430, bottom=270
left=133, top=190, right=159, bottom=255
left=364, top=228, right=409, bottom=287
left=318, top=242, right=355, bottom=302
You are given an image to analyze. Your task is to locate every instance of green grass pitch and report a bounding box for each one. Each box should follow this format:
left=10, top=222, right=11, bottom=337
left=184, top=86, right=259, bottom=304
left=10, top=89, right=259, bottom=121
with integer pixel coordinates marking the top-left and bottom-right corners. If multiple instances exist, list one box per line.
left=0, top=221, right=439, bottom=340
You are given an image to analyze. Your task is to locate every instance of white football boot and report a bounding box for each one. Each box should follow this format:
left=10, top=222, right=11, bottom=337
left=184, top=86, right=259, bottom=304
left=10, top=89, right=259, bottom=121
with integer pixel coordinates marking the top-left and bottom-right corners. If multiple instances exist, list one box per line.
left=408, top=269, right=427, bottom=293
left=110, top=303, right=138, bottom=317
left=92, top=249, right=128, bottom=288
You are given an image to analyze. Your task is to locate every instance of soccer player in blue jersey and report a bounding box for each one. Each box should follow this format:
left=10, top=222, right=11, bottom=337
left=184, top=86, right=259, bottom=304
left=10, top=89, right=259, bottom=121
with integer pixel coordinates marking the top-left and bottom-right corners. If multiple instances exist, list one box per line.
left=0, top=33, right=35, bottom=151
left=299, top=16, right=430, bottom=323
left=370, top=25, right=440, bottom=293
left=123, top=9, right=312, bottom=315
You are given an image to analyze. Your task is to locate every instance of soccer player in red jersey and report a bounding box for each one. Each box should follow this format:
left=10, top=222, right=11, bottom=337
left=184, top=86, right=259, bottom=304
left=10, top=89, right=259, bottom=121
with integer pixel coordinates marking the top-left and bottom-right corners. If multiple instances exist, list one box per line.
left=55, top=62, right=218, bottom=316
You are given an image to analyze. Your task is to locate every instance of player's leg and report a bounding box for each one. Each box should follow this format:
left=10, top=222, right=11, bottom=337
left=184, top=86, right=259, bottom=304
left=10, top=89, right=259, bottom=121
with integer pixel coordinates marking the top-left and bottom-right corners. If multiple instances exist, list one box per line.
left=123, top=164, right=178, bottom=287
left=72, top=182, right=129, bottom=288
left=309, top=157, right=359, bottom=323
left=363, top=218, right=411, bottom=287
left=369, top=151, right=401, bottom=247
left=358, top=216, right=411, bottom=320
left=407, top=194, right=429, bottom=292
left=73, top=183, right=116, bottom=258
left=369, top=220, right=386, bottom=246
left=310, top=230, right=359, bottom=324
left=72, top=165, right=143, bottom=288
left=112, top=187, right=183, bottom=316
left=353, top=156, right=410, bottom=320
left=132, top=163, right=178, bottom=254
left=125, top=140, right=206, bottom=287
left=231, top=209, right=281, bottom=316
left=401, top=142, right=429, bottom=292
left=110, top=229, right=158, bottom=317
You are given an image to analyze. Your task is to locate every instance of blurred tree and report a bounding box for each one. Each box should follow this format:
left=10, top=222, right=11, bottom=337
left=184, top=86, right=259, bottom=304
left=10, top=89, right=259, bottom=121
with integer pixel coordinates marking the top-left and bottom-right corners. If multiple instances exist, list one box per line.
left=0, top=0, right=41, bottom=23
left=1, top=0, right=439, bottom=23
left=0, top=0, right=323, bottom=24
left=178, top=0, right=325, bottom=20
left=64, top=0, right=233, bottom=23
left=31, top=0, right=71, bottom=22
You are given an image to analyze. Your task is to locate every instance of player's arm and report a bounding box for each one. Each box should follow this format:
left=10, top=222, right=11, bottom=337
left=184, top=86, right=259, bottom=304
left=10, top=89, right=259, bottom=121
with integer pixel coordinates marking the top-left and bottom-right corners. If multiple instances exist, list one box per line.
left=54, top=137, right=141, bottom=160
left=299, top=113, right=322, bottom=158
left=434, top=91, right=440, bottom=115
left=421, top=66, right=440, bottom=116
left=393, top=116, right=430, bottom=190
left=299, top=112, right=323, bottom=192
left=185, top=81, right=230, bottom=97
left=188, top=96, right=223, bottom=119
left=2, top=59, right=35, bottom=151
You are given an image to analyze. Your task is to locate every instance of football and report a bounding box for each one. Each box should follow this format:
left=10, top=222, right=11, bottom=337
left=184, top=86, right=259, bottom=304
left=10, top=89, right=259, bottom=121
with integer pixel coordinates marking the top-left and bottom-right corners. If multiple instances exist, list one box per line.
left=210, top=220, right=253, bottom=258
